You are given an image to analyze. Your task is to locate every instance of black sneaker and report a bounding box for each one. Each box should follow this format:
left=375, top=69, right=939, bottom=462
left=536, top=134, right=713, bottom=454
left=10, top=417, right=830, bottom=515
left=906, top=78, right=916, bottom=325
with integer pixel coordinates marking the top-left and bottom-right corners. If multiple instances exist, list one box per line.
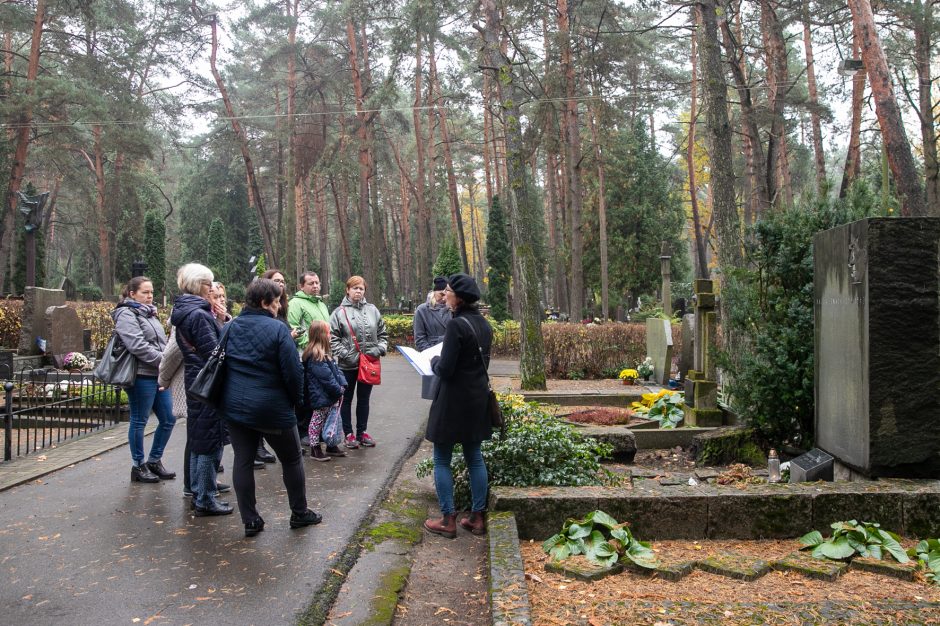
left=216, top=482, right=231, bottom=494
left=289, top=509, right=322, bottom=529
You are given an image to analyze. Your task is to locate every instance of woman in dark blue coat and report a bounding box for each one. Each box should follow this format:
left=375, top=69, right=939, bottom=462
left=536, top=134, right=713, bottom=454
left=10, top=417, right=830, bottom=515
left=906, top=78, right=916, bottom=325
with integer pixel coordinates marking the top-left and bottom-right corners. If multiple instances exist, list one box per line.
left=217, top=278, right=321, bottom=537
left=423, top=274, right=493, bottom=539
left=170, top=263, right=231, bottom=517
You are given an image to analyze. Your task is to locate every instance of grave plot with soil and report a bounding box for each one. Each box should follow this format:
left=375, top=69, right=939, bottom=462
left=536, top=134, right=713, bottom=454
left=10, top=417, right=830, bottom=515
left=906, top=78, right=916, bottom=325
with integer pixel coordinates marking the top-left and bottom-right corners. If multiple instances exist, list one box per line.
left=521, top=538, right=940, bottom=625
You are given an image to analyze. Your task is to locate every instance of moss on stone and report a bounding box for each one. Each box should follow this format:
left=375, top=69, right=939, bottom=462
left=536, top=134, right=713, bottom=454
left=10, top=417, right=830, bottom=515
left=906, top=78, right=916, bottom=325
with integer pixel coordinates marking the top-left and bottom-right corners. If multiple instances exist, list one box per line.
left=361, top=565, right=411, bottom=626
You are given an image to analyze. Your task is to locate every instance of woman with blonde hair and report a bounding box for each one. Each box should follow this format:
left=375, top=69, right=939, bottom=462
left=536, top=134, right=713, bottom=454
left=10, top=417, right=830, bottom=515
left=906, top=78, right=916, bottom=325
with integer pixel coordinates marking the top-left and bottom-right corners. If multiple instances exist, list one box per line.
left=329, top=276, right=387, bottom=449
left=170, top=263, right=232, bottom=517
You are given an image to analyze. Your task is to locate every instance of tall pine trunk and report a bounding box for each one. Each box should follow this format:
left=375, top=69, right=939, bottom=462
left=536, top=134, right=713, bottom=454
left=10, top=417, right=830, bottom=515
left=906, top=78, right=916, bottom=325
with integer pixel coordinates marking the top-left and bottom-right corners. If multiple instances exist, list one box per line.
left=848, top=0, right=927, bottom=216
left=558, top=0, right=584, bottom=320
left=840, top=26, right=865, bottom=197
left=914, top=1, right=938, bottom=214
left=687, top=9, right=709, bottom=278
left=412, top=32, right=430, bottom=289
left=480, top=0, right=547, bottom=390
left=345, top=18, right=376, bottom=287
left=802, top=0, right=827, bottom=194
left=2, top=0, right=45, bottom=294
left=209, top=16, right=277, bottom=267
left=429, top=37, right=470, bottom=272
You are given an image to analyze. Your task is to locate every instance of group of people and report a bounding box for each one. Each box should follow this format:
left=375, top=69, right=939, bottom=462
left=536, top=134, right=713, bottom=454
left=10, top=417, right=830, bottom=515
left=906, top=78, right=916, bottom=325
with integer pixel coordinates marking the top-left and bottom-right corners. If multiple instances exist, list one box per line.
left=111, top=263, right=493, bottom=540
left=112, top=264, right=386, bottom=537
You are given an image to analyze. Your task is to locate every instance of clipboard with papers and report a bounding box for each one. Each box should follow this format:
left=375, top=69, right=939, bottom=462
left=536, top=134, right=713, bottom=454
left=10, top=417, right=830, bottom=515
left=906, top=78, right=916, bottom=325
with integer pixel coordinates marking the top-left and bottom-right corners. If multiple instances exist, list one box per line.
left=396, top=343, right=443, bottom=398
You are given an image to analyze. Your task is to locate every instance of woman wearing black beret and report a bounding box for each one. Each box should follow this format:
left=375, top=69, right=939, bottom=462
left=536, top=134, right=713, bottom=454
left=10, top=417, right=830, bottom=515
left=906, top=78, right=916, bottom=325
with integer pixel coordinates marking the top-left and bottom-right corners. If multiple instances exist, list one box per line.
left=423, top=273, right=493, bottom=538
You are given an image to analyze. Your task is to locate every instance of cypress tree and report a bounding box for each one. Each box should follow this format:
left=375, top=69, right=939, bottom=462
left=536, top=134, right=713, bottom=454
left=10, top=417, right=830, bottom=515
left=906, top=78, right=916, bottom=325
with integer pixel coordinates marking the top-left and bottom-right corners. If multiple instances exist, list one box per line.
left=143, top=210, right=166, bottom=298
left=485, top=195, right=511, bottom=321
left=207, top=217, right=227, bottom=282
left=432, top=237, right=463, bottom=278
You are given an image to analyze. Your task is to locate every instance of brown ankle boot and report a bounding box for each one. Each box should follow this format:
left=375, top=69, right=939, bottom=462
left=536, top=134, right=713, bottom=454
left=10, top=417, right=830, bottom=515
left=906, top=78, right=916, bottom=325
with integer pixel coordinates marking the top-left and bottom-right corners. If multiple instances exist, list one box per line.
left=423, top=514, right=457, bottom=539
left=310, top=443, right=331, bottom=462
left=459, top=511, right=487, bottom=535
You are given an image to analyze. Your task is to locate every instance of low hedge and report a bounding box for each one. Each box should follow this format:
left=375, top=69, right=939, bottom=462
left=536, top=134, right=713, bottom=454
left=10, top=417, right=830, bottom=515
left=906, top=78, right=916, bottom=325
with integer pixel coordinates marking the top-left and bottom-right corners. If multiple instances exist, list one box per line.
left=0, top=302, right=679, bottom=380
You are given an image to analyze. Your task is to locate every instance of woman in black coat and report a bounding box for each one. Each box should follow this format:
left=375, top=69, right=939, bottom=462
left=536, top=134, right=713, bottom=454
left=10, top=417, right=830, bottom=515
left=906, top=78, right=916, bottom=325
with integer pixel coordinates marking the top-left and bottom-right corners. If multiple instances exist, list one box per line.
left=169, top=263, right=231, bottom=517
left=423, top=274, right=492, bottom=539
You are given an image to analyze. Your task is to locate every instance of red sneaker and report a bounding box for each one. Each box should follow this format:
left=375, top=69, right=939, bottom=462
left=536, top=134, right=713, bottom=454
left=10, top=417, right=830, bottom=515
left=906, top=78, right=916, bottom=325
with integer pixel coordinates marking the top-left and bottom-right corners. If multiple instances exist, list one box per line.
left=358, top=432, right=376, bottom=447
left=345, top=434, right=360, bottom=449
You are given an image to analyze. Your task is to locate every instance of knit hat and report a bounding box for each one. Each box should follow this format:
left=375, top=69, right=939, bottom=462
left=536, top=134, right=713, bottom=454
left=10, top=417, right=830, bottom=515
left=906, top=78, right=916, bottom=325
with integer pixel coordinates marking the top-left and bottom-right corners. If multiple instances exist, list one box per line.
left=447, top=273, right=480, bottom=303
left=433, top=276, right=447, bottom=291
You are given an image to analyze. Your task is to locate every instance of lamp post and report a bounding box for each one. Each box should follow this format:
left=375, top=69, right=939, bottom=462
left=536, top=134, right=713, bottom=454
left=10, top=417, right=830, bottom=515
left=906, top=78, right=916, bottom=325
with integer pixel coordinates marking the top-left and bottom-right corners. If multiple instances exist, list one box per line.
left=16, top=191, right=49, bottom=289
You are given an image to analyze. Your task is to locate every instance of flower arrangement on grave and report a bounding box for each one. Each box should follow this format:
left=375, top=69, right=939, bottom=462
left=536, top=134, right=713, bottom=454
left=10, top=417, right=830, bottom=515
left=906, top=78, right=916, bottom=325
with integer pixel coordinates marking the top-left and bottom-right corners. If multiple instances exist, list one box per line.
left=618, top=368, right=638, bottom=384
left=636, top=356, right=654, bottom=380
left=62, top=351, right=89, bottom=371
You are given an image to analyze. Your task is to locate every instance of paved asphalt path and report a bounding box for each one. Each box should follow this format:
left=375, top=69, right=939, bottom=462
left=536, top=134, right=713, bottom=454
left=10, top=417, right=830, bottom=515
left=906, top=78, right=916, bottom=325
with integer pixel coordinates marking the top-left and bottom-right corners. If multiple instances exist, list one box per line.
left=0, top=356, right=428, bottom=625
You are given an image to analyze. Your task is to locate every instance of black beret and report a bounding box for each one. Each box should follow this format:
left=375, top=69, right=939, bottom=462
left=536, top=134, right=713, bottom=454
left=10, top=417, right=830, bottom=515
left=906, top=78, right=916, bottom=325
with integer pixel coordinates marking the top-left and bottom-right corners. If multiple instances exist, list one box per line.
left=447, top=273, right=480, bottom=303
left=433, top=276, right=448, bottom=291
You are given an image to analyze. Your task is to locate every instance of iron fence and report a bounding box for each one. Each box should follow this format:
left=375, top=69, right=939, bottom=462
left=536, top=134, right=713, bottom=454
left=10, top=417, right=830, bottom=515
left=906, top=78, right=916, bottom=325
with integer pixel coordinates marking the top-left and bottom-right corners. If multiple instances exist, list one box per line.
left=2, top=368, right=128, bottom=461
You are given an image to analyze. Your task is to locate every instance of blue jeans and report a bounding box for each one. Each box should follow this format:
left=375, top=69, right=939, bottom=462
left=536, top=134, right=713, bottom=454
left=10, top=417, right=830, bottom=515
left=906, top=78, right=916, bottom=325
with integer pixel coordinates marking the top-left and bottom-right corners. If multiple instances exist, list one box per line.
left=190, top=447, right=223, bottom=509
left=127, top=375, right=175, bottom=466
left=432, top=442, right=488, bottom=516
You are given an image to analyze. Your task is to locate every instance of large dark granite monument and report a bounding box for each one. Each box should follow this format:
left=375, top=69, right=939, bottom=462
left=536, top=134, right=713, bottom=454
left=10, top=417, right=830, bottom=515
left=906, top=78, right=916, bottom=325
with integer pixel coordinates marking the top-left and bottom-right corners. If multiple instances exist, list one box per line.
left=814, top=217, right=940, bottom=477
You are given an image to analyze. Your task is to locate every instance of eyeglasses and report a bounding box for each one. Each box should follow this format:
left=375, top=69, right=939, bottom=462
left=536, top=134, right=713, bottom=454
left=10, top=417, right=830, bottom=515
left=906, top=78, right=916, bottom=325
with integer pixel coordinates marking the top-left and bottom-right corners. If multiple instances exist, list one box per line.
left=443, top=287, right=454, bottom=293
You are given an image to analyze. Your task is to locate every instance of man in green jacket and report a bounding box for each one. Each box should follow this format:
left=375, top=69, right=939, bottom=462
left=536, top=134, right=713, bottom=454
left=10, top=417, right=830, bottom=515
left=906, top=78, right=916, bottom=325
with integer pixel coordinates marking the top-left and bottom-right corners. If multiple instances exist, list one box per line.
left=288, top=271, right=330, bottom=350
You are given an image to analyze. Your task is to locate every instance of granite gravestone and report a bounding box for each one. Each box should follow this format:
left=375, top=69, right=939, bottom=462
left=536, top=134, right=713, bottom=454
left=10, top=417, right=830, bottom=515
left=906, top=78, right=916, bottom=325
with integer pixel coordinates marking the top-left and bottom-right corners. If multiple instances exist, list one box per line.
left=46, top=305, right=85, bottom=368
left=645, top=318, right=673, bottom=385
left=18, top=287, right=66, bottom=355
left=814, top=217, right=940, bottom=477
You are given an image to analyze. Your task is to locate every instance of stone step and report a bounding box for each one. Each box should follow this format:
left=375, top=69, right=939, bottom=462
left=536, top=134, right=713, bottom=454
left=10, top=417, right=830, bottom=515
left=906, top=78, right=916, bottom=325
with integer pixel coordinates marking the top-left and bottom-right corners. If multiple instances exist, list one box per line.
left=491, top=479, right=940, bottom=540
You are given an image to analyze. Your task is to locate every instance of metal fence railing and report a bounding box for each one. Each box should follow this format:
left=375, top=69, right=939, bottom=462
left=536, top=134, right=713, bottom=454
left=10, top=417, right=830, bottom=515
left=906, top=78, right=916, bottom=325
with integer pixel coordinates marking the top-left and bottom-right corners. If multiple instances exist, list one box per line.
left=2, top=368, right=128, bottom=462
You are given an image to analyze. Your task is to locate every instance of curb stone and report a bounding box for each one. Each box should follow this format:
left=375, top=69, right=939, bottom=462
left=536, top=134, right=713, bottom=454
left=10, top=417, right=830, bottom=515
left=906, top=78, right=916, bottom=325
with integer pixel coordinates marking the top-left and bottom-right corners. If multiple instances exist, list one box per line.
left=696, top=551, right=770, bottom=581
left=298, top=432, right=425, bottom=626
left=773, top=551, right=849, bottom=581
left=488, top=512, right=532, bottom=626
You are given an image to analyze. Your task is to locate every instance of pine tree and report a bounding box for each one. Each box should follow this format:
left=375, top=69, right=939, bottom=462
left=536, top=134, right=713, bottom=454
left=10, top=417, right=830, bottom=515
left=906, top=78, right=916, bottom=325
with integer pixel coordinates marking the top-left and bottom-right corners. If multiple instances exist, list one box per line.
left=207, top=217, right=227, bottom=283
left=143, top=210, right=166, bottom=298
left=432, top=237, right=463, bottom=278
left=485, top=195, right=511, bottom=321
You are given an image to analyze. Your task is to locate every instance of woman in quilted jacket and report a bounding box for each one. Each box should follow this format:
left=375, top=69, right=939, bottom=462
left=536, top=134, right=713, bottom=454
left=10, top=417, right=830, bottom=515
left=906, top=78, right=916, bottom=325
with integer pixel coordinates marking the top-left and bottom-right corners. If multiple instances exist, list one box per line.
left=217, top=278, right=321, bottom=537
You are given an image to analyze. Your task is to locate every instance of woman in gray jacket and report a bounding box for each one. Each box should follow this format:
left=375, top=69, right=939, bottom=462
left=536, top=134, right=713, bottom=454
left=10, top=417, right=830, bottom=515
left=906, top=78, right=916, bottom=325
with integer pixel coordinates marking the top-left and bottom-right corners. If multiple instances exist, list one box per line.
left=329, top=275, right=388, bottom=449
left=112, top=276, right=176, bottom=484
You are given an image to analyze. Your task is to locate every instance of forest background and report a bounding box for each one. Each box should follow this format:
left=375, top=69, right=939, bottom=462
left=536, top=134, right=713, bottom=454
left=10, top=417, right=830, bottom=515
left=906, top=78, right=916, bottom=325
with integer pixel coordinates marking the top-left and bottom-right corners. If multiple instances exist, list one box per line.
left=1, top=0, right=937, bottom=321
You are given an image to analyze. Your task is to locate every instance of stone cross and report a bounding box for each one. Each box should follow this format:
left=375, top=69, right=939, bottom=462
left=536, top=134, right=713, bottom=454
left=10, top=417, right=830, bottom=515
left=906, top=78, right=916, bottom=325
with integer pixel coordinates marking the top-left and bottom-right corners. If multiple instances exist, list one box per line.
left=660, top=241, right=672, bottom=319
left=682, top=279, right=722, bottom=426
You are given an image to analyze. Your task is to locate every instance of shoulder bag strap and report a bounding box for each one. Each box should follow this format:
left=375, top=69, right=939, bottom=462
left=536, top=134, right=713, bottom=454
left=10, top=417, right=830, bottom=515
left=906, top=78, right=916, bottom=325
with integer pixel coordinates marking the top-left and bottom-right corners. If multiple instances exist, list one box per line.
left=341, top=307, right=362, bottom=352
left=457, top=316, right=490, bottom=384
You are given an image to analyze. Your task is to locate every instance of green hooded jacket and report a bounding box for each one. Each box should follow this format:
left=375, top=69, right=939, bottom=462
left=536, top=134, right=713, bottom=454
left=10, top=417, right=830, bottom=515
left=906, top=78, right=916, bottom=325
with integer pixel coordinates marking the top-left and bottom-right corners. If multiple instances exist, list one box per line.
left=287, top=290, right=330, bottom=349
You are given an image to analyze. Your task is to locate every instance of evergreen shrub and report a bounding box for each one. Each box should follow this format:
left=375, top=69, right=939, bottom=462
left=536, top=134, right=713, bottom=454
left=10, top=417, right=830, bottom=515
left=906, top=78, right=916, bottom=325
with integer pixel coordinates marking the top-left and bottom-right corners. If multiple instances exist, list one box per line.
left=416, top=394, right=615, bottom=509
left=721, top=186, right=880, bottom=449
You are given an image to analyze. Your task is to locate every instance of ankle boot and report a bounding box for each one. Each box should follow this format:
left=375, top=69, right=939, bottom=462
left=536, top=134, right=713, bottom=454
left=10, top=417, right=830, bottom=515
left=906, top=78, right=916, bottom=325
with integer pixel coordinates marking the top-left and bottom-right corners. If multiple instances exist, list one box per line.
left=460, top=511, right=487, bottom=535
left=131, top=464, right=159, bottom=483
left=423, top=513, right=457, bottom=539
left=310, top=443, right=331, bottom=462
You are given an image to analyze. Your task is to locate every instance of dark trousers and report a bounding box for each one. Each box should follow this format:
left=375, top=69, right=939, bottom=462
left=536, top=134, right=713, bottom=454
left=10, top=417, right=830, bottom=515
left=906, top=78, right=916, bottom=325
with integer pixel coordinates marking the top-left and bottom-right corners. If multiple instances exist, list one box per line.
left=226, top=420, right=308, bottom=524
left=340, top=369, right=373, bottom=438
left=295, top=404, right=311, bottom=439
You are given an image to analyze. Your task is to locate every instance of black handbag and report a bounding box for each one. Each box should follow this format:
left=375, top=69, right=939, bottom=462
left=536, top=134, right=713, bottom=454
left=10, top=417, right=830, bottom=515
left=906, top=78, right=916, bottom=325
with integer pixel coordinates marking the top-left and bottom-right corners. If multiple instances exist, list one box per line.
left=458, top=317, right=505, bottom=435
left=93, top=332, right=138, bottom=387
left=186, top=322, right=232, bottom=408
